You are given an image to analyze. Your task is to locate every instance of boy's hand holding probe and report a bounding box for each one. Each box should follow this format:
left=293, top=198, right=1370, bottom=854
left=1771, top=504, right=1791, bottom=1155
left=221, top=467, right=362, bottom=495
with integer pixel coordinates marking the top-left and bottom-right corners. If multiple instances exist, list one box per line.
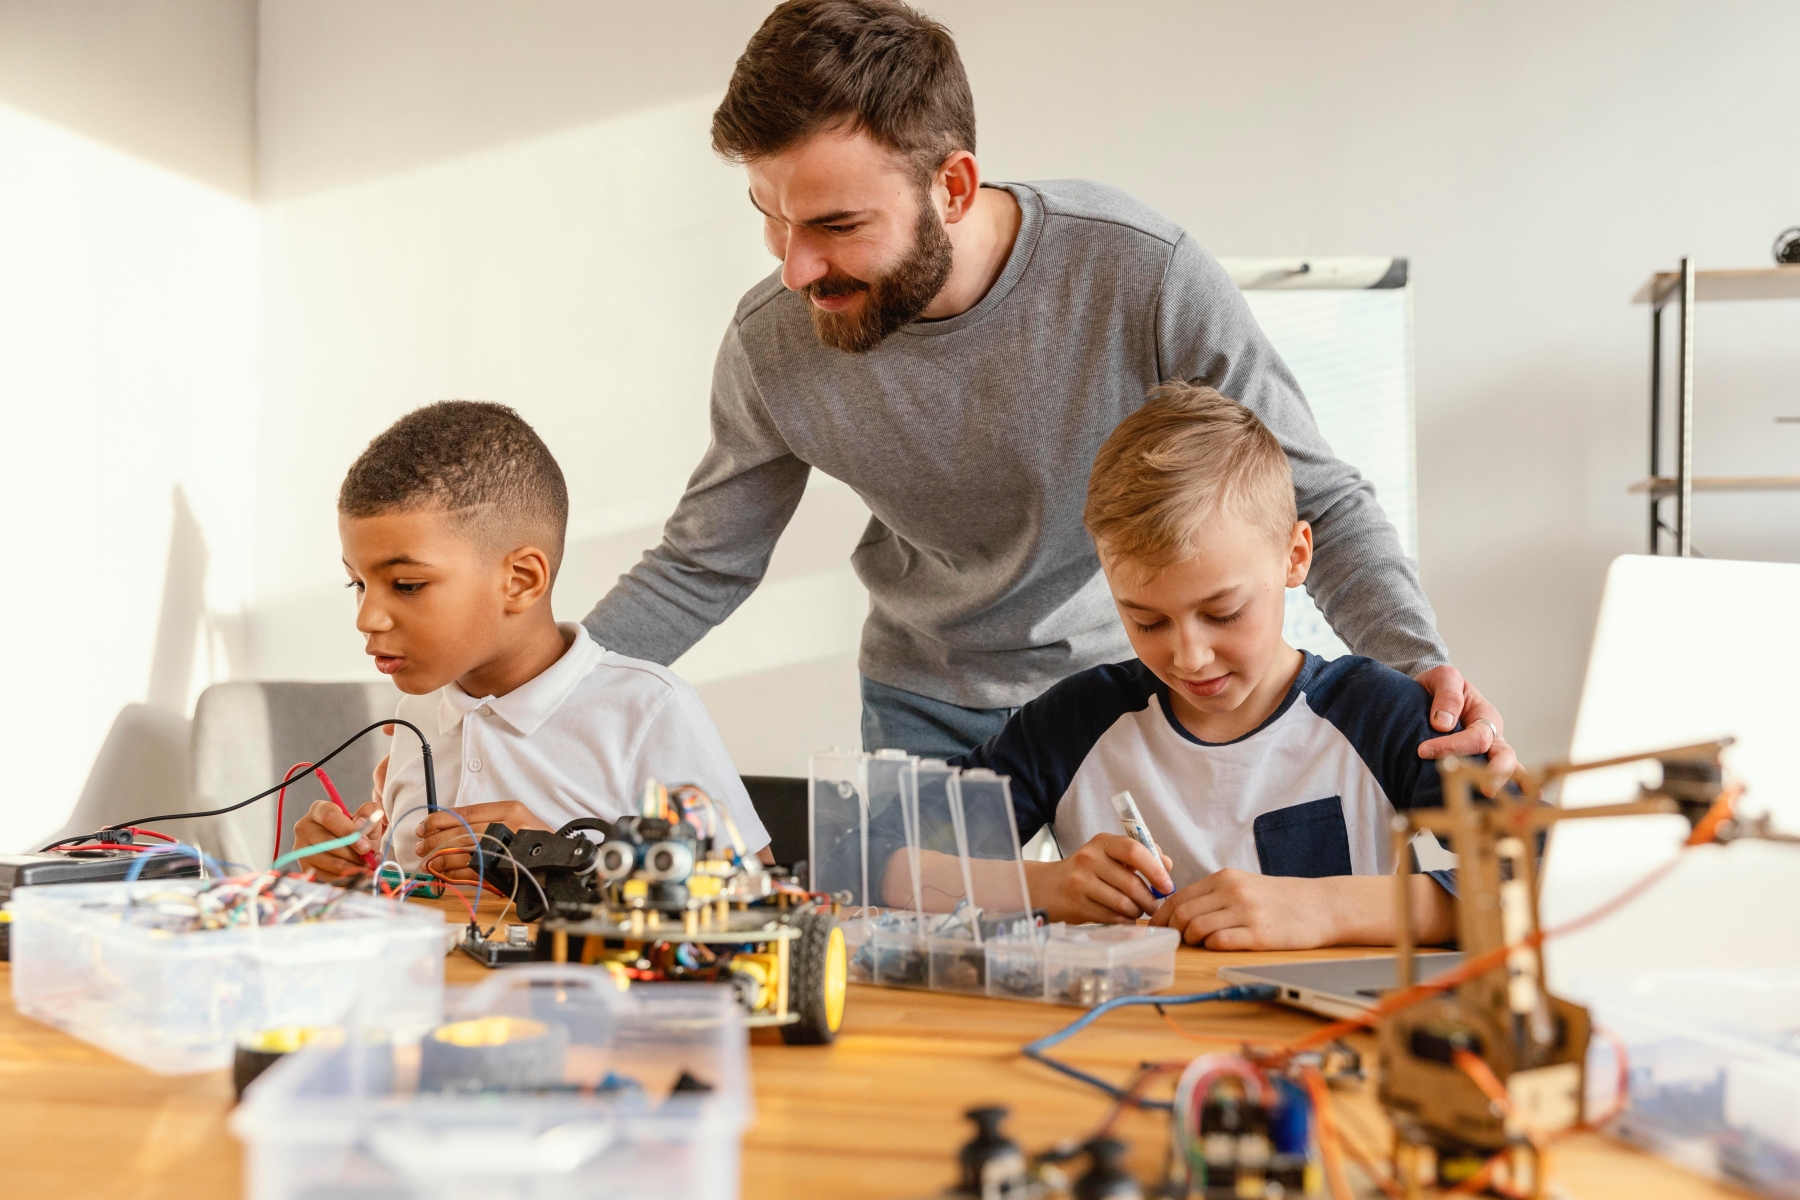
left=293, top=800, right=387, bottom=877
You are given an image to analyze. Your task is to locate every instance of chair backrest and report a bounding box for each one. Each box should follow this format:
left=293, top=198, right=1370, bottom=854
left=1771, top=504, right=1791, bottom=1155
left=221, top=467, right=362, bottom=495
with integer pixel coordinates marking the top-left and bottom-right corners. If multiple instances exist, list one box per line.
left=173, top=681, right=397, bottom=869
left=740, top=775, right=809, bottom=871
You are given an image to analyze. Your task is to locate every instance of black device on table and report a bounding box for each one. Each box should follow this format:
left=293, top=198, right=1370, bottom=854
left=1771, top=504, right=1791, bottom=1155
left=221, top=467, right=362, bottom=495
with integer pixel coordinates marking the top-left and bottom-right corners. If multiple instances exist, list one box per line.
left=0, top=850, right=202, bottom=960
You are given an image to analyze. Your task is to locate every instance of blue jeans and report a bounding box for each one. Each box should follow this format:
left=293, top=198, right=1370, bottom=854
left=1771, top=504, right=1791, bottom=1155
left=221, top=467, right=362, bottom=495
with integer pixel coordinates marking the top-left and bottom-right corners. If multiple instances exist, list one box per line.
left=860, top=676, right=1020, bottom=761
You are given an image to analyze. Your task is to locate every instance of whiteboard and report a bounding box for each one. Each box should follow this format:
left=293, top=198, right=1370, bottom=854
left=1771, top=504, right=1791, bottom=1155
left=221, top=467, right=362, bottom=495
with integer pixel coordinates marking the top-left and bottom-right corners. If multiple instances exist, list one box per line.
left=1236, top=285, right=1417, bottom=658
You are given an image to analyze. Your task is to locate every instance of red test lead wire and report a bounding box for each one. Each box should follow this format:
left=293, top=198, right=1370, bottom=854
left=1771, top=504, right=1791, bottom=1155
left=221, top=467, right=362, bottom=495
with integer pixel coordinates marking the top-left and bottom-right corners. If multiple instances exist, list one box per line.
left=271, top=762, right=381, bottom=870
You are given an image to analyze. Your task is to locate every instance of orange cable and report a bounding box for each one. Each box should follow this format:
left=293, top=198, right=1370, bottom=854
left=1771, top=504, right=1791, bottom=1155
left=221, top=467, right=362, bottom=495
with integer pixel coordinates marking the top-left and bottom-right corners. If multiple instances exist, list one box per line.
left=1156, top=1005, right=1280, bottom=1048
left=1685, top=781, right=1742, bottom=847
left=1299, top=1065, right=1357, bottom=1200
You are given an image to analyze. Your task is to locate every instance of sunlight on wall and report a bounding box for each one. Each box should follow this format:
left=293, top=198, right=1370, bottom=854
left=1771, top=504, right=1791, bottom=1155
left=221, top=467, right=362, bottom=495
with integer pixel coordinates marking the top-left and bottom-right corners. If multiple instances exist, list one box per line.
left=0, top=102, right=258, bottom=850
left=252, top=94, right=873, bottom=708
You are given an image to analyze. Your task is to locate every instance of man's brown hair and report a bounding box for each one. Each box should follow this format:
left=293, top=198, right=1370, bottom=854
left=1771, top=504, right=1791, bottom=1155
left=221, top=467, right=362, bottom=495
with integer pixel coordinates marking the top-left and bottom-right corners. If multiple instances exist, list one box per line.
left=339, top=400, right=570, bottom=577
left=712, top=0, right=975, bottom=181
left=1084, top=384, right=1298, bottom=568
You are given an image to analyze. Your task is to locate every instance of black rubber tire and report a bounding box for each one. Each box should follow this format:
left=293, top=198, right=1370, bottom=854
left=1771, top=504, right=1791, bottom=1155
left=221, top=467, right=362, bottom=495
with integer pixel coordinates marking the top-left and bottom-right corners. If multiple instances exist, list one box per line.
left=781, top=910, right=843, bottom=1046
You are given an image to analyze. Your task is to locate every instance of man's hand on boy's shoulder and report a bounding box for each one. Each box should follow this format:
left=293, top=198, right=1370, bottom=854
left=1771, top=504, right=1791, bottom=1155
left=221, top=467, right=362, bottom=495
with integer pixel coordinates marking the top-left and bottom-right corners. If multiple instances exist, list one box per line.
left=1150, top=869, right=1343, bottom=950
left=415, top=801, right=553, bottom=882
left=1413, top=664, right=1517, bottom=780
left=1023, top=834, right=1174, bottom=925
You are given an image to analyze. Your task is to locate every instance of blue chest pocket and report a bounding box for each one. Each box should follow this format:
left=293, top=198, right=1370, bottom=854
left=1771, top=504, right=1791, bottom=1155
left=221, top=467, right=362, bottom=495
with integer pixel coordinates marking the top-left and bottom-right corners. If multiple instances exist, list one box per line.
left=1253, top=796, right=1352, bottom=878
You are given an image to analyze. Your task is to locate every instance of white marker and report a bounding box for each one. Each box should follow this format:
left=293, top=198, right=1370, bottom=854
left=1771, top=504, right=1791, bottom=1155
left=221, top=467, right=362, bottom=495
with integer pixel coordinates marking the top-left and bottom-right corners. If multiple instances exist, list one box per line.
left=1110, top=790, right=1170, bottom=899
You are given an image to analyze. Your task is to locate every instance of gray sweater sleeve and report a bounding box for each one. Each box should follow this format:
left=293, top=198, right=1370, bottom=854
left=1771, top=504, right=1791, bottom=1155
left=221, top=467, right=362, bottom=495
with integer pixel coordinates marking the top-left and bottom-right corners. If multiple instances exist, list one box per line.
left=1155, top=234, right=1449, bottom=677
left=581, top=321, right=810, bottom=665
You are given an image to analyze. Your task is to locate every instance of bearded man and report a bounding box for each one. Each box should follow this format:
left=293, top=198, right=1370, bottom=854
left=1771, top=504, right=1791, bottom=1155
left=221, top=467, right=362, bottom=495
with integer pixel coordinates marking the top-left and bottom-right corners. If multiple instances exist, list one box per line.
left=582, top=0, right=1512, bottom=774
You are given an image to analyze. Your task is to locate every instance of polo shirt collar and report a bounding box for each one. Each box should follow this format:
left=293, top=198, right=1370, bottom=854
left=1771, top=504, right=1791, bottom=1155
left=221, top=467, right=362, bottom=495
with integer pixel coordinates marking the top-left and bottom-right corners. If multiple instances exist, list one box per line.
left=434, top=624, right=600, bottom=737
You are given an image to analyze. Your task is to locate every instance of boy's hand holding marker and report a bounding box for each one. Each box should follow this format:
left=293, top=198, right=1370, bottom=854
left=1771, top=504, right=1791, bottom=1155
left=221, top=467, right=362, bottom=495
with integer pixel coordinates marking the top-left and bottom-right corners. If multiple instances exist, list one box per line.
left=1021, top=795, right=1176, bottom=925
left=1110, top=790, right=1171, bottom=900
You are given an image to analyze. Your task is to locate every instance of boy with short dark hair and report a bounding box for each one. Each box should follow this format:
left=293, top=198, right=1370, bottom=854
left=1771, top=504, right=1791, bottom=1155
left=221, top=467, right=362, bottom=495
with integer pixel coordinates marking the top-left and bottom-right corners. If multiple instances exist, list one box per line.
left=949, top=383, right=1458, bottom=950
left=293, top=401, right=767, bottom=877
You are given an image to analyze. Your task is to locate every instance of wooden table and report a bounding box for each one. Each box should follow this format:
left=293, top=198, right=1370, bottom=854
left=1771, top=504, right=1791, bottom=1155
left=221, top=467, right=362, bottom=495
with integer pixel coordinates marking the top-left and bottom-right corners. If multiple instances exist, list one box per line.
left=0, top=899, right=1745, bottom=1200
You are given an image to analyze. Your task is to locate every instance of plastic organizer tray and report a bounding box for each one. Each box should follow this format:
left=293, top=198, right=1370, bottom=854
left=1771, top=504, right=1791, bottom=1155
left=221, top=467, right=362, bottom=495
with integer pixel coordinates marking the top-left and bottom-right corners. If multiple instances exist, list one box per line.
left=842, top=913, right=1177, bottom=1006
left=1575, top=969, right=1800, bottom=1196
left=233, top=967, right=750, bottom=1200
left=9, top=878, right=445, bottom=1074
left=814, top=750, right=1178, bottom=1007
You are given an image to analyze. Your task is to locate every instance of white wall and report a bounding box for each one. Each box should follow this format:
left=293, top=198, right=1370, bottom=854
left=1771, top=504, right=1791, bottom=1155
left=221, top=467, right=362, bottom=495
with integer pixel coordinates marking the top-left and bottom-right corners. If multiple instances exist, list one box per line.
left=252, top=0, right=868, bottom=777
left=252, top=0, right=1800, bottom=771
left=0, top=0, right=258, bottom=850
left=938, top=0, right=1800, bottom=758
left=12, top=2, right=1799, bottom=847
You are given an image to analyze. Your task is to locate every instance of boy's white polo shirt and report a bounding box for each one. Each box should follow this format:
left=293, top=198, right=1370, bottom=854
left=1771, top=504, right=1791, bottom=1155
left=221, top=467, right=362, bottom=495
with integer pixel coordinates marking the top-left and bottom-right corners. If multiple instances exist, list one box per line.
left=380, top=623, right=767, bottom=872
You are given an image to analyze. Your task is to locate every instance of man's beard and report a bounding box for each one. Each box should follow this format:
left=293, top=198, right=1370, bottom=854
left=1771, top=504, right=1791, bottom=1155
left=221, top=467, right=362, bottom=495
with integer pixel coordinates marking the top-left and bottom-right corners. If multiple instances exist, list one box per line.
left=803, top=197, right=954, bottom=354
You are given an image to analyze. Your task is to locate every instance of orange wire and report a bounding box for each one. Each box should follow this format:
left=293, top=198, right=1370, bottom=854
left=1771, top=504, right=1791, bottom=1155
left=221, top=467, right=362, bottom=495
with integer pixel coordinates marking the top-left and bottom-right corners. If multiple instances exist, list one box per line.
left=1333, top=1117, right=1409, bottom=1200
left=1445, top=1151, right=1506, bottom=1197
left=1299, top=1065, right=1357, bottom=1200
left=1580, top=1026, right=1632, bottom=1131
left=1156, top=1006, right=1280, bottom=1047
left=1276, top=845, right=1689, bottom=1059
left=1686, top=781, right=1742, bottom=846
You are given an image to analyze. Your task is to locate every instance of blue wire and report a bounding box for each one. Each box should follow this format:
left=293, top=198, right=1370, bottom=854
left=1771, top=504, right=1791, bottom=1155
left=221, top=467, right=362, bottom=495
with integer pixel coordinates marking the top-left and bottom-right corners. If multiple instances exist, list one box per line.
left=381, top=804, right=482, bottom=905
left=123, top=842, right=228, bottom=883
left=1020, top=983, right=1279, bottom=1108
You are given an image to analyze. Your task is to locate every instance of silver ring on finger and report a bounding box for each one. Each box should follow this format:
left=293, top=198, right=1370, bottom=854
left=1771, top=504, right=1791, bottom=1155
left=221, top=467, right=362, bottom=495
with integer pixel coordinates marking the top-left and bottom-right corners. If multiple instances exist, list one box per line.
left=1472, top=717, right=1503, bottom=743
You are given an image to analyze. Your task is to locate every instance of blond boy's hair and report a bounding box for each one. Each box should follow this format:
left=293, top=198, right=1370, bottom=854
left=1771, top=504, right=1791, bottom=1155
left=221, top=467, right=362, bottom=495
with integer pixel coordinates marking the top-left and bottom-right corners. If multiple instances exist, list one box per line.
left=1084, top=383, right=1297, bottom=567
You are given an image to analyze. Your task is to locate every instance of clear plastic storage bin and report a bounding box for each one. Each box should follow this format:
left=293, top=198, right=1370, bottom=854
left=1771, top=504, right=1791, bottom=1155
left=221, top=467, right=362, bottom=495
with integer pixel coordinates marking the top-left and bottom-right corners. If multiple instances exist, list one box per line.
left=1043, top=923, right=1180, bottom=1006
left=9, top=878, right=445, bottom=1073
left=232, top=967, right=751, bottom=1200
left=815, top=751, right=1179, bottom=1008
left=1575, top=969, right=1800, bottom=1196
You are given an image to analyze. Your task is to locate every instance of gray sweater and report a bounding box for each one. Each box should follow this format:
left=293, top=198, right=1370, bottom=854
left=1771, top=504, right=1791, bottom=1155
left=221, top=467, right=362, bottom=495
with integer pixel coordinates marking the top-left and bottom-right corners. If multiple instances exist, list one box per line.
left=584, top=181, right=1446, bottom=709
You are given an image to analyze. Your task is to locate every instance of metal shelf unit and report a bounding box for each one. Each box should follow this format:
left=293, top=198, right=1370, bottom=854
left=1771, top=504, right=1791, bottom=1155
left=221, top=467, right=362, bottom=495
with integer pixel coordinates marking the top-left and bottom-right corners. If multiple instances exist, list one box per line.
left=1634, top=262, right=1800, bottom=555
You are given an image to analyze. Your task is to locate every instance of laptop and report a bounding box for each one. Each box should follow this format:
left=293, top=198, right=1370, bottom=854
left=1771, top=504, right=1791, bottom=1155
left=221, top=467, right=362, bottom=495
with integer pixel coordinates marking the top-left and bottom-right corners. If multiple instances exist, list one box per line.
left=1220, top=554, right=1800, bottom=1017
left=1219, top=952, right=1463, bottom=1021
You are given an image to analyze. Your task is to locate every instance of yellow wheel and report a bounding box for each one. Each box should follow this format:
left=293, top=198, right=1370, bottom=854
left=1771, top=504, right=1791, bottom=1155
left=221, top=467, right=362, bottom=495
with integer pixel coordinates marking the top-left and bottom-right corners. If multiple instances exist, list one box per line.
left=781, top=911, right=847, bottom=1045
left=823, top=925, right=847, bottom=1033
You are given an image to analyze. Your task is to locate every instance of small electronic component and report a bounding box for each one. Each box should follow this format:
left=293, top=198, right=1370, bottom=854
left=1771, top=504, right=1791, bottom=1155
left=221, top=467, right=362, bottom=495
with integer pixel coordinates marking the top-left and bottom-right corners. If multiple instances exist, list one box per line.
left=1072, top=1138, right=1140, bottom=1200
left=1168, top=1055, right=1320, bottom=1198
left=457, top=922, right=536, bottom=967
left=1110, top=791, right=1170, bottom=900
left=956, top=1106, right=1029, bottom=1199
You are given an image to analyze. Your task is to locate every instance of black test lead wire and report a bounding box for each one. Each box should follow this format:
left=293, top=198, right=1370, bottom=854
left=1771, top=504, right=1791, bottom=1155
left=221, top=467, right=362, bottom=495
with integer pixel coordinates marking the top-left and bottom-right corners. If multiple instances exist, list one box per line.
left=43, top=720, right=438, bottom=848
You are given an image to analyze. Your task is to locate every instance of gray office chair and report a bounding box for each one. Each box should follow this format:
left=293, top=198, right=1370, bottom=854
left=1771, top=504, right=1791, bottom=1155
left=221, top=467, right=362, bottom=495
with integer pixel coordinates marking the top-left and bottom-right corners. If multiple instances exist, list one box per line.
left=173, top=681, right=398, bottom=870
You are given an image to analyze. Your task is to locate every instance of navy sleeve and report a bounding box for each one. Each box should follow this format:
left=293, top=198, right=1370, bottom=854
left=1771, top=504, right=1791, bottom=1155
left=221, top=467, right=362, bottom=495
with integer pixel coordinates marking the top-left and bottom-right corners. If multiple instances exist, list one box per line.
left=1301, top=655, right=1465, bottom=815
left=1302, top=655, right=1480, bottom=897
left=952, top=660, right=1160, bottom=846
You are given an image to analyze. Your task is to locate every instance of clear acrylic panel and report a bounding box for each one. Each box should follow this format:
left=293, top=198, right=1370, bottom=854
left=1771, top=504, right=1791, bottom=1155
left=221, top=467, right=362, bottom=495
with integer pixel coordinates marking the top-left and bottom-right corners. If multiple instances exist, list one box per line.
left=952, top=770, right=1035, bottom=941
left=865, top=749, right=915, bottom=828
left=807, top=751, right=870, bottom=906
left=904, top=759, right=977, bottom=921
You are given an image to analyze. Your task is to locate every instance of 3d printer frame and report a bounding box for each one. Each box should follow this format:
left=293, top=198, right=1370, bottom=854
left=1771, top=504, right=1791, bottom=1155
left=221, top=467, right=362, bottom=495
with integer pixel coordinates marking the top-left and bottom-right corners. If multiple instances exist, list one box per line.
left=1381, top=739, right=1730, bottom=1197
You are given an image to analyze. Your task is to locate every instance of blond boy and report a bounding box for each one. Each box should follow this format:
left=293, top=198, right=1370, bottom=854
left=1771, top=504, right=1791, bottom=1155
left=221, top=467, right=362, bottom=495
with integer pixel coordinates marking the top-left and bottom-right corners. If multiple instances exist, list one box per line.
left=959, top=383, right=1458, bottom=950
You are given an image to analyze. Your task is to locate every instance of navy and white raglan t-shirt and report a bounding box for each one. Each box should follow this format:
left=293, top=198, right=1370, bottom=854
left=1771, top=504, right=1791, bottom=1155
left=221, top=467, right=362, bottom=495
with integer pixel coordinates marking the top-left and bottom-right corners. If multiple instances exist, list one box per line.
left=957, top=652, right=1456, bottom=893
